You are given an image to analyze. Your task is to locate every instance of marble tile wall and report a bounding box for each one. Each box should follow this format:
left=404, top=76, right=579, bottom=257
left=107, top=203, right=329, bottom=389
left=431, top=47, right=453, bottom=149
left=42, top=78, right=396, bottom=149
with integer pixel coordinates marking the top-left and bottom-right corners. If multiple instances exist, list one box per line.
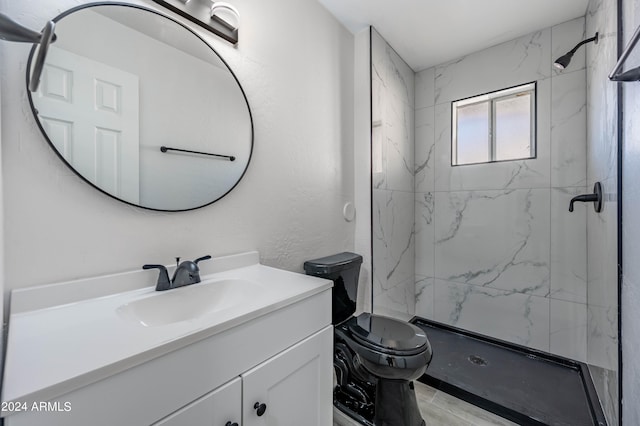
left=371, top=28, right=416, bottom=319
left=585, top=0, right=620, bottom=424
left=414, top=18, right=590, bottom=360
left=622, top=0, right=640, bottom=423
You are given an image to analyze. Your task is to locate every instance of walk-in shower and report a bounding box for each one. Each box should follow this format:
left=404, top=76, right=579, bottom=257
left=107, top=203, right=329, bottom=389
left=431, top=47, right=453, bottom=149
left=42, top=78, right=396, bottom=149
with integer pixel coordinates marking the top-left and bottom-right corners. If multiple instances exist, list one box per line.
left=369, top=6, right=620, bottom=423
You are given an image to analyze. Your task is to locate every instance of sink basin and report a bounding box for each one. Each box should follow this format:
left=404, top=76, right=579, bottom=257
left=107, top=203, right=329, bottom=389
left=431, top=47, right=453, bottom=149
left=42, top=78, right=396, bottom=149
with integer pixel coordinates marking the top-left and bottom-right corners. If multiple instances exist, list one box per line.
left=117, top=279, right=263, bottom=326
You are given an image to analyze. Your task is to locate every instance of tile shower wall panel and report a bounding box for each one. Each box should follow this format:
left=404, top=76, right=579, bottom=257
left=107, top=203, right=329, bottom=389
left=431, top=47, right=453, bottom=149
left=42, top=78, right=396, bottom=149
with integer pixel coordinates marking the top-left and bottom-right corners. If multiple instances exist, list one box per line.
left=414, top=107, right=435, bottom=193
left=550, top=187, right=588, bottom=304
left=433, top=279, right=550, bottom=351
left=386, top=94, right=414, bottom=192
left=372, top=189, right=389, bottom=299
left=433, top=30, right=552, bottom=106
left=415, top=191, right=434, bottom=278
left=415, top=67, right=435, bottom=111
left=549, top=298, right=588, bottom=362
left=434, top=189, right=551, bottom=297
left=386, top=190, right=415, bottom=289
left=586, top=304, right=618, bottom=370
left=413, top=69, right=435, bottom=321
left=622, top=0, right=640, bottom=422
left=375, top=277, right=416, bottom=319
left=586, top=200, right=618, bottom=316
left=551, top=71, right=588, bottom=188
left=372, top=29, right=414, bottom=194
left=371, top=29, right=416, bottom=319
left=372, top=188, right=415, bottom=315
left=590, top=365, right=618, bottom=426
left=585, top=0, right=618, bottom=423
left=413, top=18, right=589, bottom=360
left=415, top=277, right=434, bottom=320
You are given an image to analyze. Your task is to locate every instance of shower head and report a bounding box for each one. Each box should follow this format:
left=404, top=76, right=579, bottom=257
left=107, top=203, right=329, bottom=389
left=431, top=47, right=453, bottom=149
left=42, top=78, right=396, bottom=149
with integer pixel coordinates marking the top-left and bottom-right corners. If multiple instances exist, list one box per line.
left=553, top=52, right=574, bottom=70
left=554, top=32, right=599, bottom=70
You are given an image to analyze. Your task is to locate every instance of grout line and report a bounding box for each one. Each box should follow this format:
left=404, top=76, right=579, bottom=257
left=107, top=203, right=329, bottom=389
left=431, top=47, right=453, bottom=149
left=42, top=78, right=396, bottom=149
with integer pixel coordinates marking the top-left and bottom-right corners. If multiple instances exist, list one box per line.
left=431, top=76, right=437, bottom=320
left=427, top=387, right=437, bottom=403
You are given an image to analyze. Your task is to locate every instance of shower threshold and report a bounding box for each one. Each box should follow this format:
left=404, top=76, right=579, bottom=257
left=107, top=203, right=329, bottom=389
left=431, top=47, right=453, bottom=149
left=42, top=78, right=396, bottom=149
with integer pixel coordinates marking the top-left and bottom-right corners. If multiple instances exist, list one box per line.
left=411, top=318, right=607, bottom=426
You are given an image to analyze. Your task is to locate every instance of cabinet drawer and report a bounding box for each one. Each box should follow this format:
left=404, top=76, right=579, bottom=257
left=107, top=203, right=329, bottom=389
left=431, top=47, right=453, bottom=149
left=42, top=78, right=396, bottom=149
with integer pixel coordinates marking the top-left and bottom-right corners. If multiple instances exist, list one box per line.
left=153, top=377, right=241, bottom=426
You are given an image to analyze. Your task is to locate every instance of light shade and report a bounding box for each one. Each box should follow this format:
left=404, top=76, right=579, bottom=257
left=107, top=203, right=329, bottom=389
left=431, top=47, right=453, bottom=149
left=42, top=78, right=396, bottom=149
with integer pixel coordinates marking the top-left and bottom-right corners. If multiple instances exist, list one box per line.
left=211, top=2, right=240, bottom=31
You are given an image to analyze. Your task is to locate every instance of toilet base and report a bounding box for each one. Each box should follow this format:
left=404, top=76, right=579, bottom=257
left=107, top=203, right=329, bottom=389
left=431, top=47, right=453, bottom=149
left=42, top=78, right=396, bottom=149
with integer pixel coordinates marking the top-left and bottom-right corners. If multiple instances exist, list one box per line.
left=374, top=379, right=425, bottom=426
left=334, top=380, right=375, bottom=423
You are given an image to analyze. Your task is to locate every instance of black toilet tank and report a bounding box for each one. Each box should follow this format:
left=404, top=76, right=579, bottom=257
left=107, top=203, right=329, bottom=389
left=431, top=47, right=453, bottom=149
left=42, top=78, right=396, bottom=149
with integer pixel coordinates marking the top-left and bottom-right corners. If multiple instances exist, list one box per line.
left=304, top=252, right=363, bottom=325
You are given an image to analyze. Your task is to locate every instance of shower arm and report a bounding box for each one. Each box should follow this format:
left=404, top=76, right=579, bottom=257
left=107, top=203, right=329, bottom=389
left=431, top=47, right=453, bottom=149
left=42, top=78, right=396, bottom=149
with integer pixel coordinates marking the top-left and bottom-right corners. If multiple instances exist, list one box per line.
left=568, top=34, right=598, bottom=56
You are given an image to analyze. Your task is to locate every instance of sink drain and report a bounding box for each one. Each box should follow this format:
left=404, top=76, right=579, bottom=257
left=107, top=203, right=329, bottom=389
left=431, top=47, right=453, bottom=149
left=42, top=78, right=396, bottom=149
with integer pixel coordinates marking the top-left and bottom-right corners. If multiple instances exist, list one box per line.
left=468, top=355, right=488, bottom=366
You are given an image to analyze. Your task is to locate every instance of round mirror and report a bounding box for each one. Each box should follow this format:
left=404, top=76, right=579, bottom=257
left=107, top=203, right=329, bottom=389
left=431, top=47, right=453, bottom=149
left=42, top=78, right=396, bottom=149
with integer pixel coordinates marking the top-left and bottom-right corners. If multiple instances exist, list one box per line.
left=27, top=3, right=253, bottom=211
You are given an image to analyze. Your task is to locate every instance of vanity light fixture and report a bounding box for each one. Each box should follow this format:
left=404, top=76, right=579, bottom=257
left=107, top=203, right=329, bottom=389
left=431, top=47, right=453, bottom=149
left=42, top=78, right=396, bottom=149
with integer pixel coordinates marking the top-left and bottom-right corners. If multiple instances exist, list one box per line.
left=553, top=32, right=598, bottom=70
left=211, top=2, right=240, bottom=32
left=152, top=0, right=239, bottom=44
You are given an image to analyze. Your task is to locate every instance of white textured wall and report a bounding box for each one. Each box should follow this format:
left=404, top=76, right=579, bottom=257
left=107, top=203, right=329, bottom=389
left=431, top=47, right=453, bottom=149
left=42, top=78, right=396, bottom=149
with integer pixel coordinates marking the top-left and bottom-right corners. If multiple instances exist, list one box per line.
left=622, top=0, right=640, bottom=423
left=0, top=0, right=355, bottom=306
left=585, top=0, right=619, bottom=424
left=413, top=19, right=590, bottom=361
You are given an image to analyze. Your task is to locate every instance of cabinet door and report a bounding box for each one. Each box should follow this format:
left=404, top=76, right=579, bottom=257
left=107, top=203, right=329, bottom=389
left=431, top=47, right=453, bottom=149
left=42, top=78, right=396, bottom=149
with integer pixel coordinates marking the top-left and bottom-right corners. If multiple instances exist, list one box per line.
left=153, top=377, right=241, bottom=426
left=242, top=326, right=333, bottom=426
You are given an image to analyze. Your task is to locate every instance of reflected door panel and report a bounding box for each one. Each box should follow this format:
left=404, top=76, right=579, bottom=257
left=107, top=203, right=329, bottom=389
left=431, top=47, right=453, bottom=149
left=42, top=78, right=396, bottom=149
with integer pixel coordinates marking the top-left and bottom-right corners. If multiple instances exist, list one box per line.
left=36, top=46, right=140, bottom=204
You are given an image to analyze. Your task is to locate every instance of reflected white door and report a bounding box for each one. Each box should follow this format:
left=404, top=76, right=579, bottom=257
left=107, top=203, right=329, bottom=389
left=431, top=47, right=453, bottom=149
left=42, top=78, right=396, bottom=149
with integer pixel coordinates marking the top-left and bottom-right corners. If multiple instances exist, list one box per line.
left=35, top=46, right=140, bottom=204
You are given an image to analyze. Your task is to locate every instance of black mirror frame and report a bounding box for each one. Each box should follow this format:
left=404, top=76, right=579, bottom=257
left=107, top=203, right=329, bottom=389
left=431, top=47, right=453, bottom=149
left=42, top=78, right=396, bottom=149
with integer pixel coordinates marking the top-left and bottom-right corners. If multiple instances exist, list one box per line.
left=26, top=1, right=254, bottom=212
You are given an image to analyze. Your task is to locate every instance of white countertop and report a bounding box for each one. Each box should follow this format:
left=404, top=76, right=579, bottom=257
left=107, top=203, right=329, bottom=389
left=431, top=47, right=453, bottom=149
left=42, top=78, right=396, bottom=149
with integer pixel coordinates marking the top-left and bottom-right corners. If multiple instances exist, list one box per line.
left=1, top=252, right=332, bottom=410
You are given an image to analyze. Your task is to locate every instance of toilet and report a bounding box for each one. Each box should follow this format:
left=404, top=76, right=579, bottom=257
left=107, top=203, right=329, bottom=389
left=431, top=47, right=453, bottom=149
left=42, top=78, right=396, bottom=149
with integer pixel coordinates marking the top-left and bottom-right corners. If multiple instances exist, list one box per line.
left=304, top=252, right=432, bottom=426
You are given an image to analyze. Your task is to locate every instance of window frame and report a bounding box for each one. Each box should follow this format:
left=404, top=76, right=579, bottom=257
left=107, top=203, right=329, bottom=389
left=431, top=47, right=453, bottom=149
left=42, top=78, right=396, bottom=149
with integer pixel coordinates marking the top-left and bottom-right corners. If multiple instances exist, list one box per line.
left=451, top=82, right=537, bottom=167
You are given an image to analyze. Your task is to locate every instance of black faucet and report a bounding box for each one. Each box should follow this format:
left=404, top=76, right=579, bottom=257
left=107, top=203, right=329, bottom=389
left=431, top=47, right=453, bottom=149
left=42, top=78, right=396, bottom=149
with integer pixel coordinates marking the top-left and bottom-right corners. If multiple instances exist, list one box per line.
left=143, top=255, right=212, bottom=291
left=569, top=182, right=603, bottom=213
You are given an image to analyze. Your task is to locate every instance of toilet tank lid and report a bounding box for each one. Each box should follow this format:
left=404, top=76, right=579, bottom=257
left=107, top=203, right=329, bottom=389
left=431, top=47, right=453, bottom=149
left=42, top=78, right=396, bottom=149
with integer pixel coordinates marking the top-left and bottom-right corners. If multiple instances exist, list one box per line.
left=303, top=252, right=363, bottom=276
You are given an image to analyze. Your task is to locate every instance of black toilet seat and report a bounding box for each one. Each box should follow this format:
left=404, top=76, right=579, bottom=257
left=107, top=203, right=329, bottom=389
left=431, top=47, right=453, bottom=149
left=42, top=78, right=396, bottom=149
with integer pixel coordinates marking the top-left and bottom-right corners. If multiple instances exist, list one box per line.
left=347, top=313, right=429, bottom=356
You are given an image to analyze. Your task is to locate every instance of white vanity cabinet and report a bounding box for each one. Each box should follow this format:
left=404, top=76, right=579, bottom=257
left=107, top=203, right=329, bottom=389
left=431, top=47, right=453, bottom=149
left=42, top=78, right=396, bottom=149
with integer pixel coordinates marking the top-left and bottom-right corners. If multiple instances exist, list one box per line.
left=3, top=275, right=333, bottom=426
left=153, top=326, right=333, bottom=426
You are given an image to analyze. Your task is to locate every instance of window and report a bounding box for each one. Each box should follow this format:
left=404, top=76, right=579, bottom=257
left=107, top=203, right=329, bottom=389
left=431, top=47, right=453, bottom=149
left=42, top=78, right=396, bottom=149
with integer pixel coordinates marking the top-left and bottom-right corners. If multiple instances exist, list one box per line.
left=452, top=82, right=536, bottom=166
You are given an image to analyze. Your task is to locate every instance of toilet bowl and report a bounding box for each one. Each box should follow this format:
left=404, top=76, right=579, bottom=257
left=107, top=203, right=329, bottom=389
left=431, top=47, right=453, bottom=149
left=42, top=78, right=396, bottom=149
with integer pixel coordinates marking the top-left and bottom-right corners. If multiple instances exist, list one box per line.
left=304, top=252, right=432, bottom=426
left=338, top=313, right=431, bottom=381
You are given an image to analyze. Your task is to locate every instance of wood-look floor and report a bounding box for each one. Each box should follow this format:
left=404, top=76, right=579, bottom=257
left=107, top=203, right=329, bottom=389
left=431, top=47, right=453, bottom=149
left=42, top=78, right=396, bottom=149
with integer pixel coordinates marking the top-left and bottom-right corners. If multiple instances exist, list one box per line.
left=333, top=381, right=519, bottom=426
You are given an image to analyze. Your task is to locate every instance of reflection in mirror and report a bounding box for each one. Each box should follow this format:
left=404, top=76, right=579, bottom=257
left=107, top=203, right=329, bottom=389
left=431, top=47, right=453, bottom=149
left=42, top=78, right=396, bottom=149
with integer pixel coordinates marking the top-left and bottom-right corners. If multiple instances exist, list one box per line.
left=28, top=3, right=253, bottom=211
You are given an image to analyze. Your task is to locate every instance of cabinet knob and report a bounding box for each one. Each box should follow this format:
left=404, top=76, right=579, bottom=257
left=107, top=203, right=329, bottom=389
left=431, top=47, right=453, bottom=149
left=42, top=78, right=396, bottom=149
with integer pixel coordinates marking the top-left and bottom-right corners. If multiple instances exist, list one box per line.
left=225, top=422, right=238, bottom=426
left=254, top=402, right=267, bottom=416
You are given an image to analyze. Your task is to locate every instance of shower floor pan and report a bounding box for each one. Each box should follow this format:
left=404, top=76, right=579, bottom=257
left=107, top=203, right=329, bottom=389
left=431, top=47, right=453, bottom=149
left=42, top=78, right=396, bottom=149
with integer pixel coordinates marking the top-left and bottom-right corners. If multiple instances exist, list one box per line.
left=412, top=318, right=607, bottom=426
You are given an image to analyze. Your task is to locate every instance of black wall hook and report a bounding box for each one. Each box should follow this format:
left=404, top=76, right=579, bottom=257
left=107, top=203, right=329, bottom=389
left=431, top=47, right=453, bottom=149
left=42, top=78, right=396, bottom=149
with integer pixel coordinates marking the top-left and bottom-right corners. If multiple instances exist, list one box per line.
left=569, top=182, right=603, bottom=213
